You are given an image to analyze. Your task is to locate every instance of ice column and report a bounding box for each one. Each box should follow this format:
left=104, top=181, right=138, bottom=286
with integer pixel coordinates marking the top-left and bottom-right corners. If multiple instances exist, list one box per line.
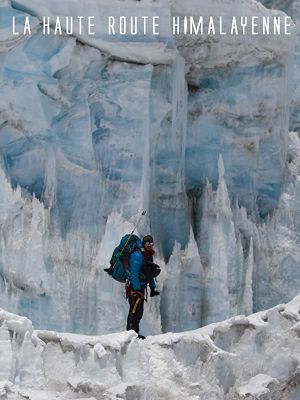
left=198, top=156, right=241, bottom=325
left=242, top=237, right=254, bottom=315
left=161, top=229, right=203, bottom=332
left=0, top=326, right=12, bottom=381
left=150, top=55, right=190, bottom=257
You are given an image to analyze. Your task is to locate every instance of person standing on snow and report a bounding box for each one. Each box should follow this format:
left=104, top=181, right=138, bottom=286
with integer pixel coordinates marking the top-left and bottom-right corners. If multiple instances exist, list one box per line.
left=126, top=235, right=160, bottom=339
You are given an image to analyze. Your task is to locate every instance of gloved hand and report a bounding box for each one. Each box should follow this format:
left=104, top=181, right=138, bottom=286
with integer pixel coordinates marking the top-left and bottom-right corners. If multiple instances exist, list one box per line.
left=150, top=288, right=160, bottom=297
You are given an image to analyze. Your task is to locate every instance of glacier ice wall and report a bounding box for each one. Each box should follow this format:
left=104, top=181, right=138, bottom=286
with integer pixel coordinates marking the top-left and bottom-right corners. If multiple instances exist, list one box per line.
left=260, top=0, right=300, bottom=132
left=175, top=1, right=293, bottom=216
left=0, top=295, right=299, bottom=399
left=0, top=172, right=162, bottom=334
left=0, top=0, right=299, bottom=334
left=161, top=134, right=300, bottom=330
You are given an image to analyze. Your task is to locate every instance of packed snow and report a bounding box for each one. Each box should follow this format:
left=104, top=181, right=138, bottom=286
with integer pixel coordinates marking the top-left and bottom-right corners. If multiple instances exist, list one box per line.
left=0, top=294, right=299, bottom=399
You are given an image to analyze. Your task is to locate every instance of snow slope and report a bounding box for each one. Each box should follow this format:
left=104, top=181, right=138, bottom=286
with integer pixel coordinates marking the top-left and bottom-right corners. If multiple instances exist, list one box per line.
left=0, top=294, right=300, bottom=400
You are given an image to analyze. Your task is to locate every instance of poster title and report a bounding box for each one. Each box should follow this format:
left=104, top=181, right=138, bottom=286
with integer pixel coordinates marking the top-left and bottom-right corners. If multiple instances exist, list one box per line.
left=12, top=15, right=293, bottom=37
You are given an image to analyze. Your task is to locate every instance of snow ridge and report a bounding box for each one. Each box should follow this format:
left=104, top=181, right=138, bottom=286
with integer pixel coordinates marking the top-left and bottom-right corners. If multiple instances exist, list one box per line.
left=0, top=295, right=299, bottom=399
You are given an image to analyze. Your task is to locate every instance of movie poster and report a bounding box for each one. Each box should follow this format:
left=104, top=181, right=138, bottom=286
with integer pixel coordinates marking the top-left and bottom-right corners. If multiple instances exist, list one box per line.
left=0, top=0, right=299, bottom=398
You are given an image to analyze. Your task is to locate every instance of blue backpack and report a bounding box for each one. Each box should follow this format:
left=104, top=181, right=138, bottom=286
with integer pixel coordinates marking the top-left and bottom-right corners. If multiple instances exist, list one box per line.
left=105, top=234, right=141, bottom=283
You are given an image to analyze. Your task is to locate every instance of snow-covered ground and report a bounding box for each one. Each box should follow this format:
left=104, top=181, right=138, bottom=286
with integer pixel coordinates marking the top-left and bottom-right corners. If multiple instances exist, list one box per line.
left=0, top=294, right=299, bottom=400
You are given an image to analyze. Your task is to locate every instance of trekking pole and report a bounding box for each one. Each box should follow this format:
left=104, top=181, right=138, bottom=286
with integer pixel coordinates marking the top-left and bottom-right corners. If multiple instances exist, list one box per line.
left=104, top=210, right=147, bottom=274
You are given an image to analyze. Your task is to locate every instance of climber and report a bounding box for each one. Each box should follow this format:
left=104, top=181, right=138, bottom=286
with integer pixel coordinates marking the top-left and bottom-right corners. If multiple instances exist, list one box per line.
left=126, top=235, right=160, bottom=339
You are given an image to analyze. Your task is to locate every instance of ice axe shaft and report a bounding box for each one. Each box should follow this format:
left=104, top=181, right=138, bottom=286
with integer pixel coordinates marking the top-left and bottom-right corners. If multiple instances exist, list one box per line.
left=122, top=210, right=147, bottom=252
left=130, top=210, right=146, bottom=236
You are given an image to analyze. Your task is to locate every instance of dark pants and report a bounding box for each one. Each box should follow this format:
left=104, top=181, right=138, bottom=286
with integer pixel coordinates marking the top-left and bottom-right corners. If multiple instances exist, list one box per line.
left=126, top=285, right=145, bottom=334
